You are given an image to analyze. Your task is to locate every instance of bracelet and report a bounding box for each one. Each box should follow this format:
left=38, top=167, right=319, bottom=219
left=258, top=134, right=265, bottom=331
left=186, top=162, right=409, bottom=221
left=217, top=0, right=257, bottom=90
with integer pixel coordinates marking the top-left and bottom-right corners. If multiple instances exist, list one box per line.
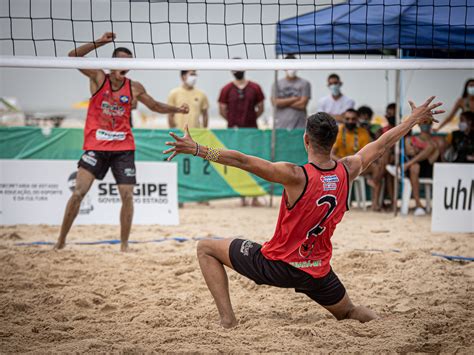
left=204, top=147, right=221, bottom=162
left=193, top=143, right=200, bottom=157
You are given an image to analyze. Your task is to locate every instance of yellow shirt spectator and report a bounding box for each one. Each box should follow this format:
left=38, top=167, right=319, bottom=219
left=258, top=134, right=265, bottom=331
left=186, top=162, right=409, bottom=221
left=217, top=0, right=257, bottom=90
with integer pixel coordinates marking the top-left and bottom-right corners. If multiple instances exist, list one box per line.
left=333, top=125, right=371, bottom=158
left=168, top=86, right=209, bottom=129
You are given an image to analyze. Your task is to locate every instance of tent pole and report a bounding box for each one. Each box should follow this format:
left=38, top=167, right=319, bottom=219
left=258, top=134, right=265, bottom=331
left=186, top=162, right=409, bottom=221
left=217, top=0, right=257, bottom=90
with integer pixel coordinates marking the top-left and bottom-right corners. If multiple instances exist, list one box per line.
left=269, top=63, right=278, bottom=208
left=393, top=50, right=402, bottom=216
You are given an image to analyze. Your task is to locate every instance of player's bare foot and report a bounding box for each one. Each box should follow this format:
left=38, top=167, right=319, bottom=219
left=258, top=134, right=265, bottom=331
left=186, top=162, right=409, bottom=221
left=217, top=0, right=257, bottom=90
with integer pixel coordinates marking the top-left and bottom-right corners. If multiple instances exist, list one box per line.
left=220, top=317, right=238, bottom=329
left=120, top=243, right=130, bottom=252
left=54, top=239, right=66, bottom=250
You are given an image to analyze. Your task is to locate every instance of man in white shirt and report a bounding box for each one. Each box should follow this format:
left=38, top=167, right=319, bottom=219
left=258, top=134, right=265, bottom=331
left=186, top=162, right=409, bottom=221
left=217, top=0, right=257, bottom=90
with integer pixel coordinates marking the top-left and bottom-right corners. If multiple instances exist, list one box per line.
left=317, top=73, right=355, bottom=122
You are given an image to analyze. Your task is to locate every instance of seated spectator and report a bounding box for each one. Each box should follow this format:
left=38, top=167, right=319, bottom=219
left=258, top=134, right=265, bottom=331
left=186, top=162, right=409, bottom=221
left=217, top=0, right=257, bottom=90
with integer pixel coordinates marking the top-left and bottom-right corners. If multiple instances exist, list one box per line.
left=317, top=73, right=355, bottom=122
left=357, top=105, right=380, bottom=140
left=332, top=109, right=382, bottom=210
left=443, top=111, right=474, bottom=163
left=332, top=109, right=371, bottom=159
left=168, top=70, right=209, bottom=129
left=387, top=123, right=440, bottom=216
left=271, top=54, right=311, bottom=129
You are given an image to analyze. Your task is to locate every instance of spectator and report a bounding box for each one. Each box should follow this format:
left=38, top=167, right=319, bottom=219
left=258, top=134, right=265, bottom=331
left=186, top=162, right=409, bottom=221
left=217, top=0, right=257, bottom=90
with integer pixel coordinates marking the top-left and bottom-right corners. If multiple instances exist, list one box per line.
left=271, top=54, right=311, bottom=129
left=377, top=103, right=397, bottom=137
left=218, top=70, right=264, bottom=128
left=218, top=69, right=265, bottom=206
left=435, top=78, right=474, bottom=131
left=387, top=123, right=440, bottom=216
left=317, top=73, right=355, bottom=122
left=357, top=105, right=380, bottom=140
left=332, top=109, right=371, bottom=159
left=443, top=111, right=474, bottom=163
left=168, top=70, right=209, bottom=129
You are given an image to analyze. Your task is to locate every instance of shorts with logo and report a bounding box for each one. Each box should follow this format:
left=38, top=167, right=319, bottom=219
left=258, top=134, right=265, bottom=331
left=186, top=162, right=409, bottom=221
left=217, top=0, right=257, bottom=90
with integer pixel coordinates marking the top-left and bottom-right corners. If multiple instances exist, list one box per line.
left=229, top=239, right=346, bottom=306
left=78, top=150, right=136, bottom=184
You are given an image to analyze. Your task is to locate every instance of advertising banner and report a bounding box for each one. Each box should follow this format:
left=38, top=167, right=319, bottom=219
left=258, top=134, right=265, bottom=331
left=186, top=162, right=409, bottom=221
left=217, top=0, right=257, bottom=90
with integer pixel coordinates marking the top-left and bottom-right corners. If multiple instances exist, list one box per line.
left=0, top=159, right=178, bottom=225
left=431, top=163, right=474, bottom=233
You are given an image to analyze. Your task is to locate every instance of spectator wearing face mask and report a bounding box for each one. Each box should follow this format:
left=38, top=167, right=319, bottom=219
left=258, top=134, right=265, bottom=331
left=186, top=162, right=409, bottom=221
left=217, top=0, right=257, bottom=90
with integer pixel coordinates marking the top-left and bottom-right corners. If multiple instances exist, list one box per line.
left=357, top=105, right=380, bottom=140
left=218, top=68, right=265, bottom=207
left=332, top=109, right=371, bottom=159
left=271, top=54, right=311, bottom=129
left=317, top=73, right=355, bottom=123
left=218, top=69, right=264, bottom=129
left=377, top=103, right=397, bottom=137
left=443, top=111, right=474, bottom=163
left=168, top=70, right=209, bottom=129
left=435, top=78, right=474, bottom=132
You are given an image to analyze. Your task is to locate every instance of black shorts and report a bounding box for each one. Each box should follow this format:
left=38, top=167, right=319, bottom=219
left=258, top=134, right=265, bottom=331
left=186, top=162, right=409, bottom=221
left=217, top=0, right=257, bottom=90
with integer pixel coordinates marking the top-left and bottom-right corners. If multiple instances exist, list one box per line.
left=229, top=239, right=346, bottom=306
left=419, top=159, right=433, bottom=178
left=78, top=150, right=136, bottom=184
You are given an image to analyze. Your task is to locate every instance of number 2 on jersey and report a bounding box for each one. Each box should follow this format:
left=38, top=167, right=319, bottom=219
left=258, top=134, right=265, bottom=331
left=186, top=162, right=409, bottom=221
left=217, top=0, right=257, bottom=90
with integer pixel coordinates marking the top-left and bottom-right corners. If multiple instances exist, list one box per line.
left=299, top=195, right=337, bottom=258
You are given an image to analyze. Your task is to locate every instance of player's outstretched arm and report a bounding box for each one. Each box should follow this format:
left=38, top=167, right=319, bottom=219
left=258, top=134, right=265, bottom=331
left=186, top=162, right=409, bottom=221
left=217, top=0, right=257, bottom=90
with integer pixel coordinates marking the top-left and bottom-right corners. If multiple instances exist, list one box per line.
left=68, top=32, right=114, bottom=80
left=134, top=82, right=189, bottom=114
left=341, top=96, right=444, bottom=181
left=163, top=125, right=304, bottom=186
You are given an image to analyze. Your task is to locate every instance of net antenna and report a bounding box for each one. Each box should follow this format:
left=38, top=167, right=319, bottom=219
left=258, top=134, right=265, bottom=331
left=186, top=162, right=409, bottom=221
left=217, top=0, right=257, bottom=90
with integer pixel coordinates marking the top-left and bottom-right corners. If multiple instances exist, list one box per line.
left=0, top=0, right=473, bottom=71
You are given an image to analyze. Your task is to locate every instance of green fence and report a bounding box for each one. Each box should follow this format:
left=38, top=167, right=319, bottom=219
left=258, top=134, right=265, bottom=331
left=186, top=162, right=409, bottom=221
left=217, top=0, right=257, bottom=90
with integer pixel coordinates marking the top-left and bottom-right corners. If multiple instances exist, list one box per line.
left=0, top=127, right=307, bottom=202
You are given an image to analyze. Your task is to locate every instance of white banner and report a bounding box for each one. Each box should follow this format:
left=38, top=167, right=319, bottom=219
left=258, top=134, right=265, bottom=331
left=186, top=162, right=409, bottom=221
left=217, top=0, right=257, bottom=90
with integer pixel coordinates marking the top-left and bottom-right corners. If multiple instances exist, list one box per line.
left=432, top=163, right=474, bottom=233
left=0, top=159, right=179, bottom=225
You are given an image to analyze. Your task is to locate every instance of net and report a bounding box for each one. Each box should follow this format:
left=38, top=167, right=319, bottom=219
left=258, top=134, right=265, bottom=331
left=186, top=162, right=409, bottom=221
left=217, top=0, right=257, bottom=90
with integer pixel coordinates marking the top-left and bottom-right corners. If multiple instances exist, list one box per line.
left=0, top=0, right=473, bottom=70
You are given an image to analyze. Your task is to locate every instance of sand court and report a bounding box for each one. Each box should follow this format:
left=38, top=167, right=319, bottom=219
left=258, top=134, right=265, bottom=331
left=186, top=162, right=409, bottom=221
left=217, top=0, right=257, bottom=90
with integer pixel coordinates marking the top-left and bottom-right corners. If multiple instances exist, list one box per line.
left=0, top=199, right=472, bottom=353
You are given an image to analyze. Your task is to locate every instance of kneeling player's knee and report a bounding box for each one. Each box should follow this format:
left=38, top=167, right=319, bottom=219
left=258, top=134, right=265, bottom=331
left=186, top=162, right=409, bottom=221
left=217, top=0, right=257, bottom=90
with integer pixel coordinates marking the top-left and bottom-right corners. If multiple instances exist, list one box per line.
left=197, top=240, right=215, bottom=259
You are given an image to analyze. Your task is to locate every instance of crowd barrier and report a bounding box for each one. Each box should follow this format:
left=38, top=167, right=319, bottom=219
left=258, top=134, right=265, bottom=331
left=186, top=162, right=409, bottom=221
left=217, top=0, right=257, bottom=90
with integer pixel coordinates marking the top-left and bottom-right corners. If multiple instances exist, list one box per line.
left=0, top=127, right=307, bottom=202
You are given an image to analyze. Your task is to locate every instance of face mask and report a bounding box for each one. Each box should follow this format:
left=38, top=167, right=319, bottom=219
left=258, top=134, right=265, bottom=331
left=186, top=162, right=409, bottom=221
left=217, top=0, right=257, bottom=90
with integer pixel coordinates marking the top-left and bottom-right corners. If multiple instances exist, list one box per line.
left=233, top=71, right=245, bottom=80
left=387, top=116, right=396, bottom=126
left=360, top=120, right=369, bottom=128
left=468, top=86, right=474, bottom=96
left=420, top=124, right=431, bottom=133
left=459, top=121, right=468, bottom=132
left=286, top=70, right=297, bottom=78
left=329, top=84, right=341, bottom=96
left=345, top=122, right=356, bottom=131
left=185, top=74, right=197, bottom=87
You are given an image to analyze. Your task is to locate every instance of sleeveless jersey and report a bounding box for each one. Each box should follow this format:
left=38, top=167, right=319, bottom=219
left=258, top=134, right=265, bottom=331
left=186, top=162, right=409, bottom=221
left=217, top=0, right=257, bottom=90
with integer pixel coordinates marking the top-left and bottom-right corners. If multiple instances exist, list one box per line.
left=83, top=75, right=135, bottom=151
left=261, top=161, right=350, bottom=278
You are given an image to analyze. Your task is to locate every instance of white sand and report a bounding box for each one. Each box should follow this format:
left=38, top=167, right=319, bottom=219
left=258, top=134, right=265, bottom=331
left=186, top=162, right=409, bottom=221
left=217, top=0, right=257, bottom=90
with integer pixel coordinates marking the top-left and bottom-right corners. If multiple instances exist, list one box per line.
left=1, top=199, right=473, bottom=353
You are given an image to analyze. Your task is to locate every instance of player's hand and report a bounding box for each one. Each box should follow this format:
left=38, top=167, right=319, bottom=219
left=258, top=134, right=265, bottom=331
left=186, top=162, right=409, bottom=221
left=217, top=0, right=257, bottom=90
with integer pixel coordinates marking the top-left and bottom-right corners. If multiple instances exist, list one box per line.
left=408, top=96, right=444, bottom=125
left=163, top=124, right=196, bottom=161
left=177, top=103, right=189, bottom=114
left=97, top=32, right=116, bottom=44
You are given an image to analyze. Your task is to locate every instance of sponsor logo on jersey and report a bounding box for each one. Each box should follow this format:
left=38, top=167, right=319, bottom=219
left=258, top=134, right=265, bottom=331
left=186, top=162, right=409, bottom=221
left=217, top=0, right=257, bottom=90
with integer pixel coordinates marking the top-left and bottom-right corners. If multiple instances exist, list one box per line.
left=96, top=129, right=126, bottom=141
left=321, top=174, right=339, bottom=191
left=101, top=101, right=125, bottom=116
left=120, top=95, right=130, bottom=103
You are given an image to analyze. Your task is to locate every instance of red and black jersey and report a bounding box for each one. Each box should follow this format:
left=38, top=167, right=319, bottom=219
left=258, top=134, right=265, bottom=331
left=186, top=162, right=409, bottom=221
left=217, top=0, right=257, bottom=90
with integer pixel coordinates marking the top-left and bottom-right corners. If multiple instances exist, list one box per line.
left=261, top=161, right=350, bottom=278
left=83, top=75, right=135, bottom=151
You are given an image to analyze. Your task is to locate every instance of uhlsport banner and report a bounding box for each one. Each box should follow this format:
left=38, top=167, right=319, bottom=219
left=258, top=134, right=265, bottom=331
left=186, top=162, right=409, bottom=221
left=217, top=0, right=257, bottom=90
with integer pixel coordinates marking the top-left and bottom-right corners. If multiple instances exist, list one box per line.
left=431, top=163, right=474, bottom=233
left=0, top=160, right=179, bottom=225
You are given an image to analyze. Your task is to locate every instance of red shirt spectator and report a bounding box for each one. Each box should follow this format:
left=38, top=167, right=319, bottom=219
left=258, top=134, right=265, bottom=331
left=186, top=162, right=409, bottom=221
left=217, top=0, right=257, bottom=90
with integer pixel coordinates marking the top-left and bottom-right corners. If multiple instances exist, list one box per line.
left=218, top=76, right=265, bottom=128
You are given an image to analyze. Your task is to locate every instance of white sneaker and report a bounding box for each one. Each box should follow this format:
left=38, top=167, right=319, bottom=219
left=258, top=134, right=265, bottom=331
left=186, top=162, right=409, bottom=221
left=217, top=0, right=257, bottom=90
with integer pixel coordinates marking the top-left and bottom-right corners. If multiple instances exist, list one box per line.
left=414, top=207, right=426, bottom=216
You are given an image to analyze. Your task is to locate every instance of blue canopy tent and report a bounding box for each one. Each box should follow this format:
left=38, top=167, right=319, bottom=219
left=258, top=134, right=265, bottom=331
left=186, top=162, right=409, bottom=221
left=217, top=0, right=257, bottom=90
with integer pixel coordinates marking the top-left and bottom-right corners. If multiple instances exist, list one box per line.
left=276, top=0, right=474, bottom=57
left=273, top=0, right=473, bottom=213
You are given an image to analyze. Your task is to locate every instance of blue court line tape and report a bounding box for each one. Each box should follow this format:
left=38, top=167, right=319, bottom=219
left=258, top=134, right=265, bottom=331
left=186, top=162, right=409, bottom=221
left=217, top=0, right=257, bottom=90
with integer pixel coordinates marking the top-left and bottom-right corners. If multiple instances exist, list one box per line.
left=13, top=239, right=473, bottom=262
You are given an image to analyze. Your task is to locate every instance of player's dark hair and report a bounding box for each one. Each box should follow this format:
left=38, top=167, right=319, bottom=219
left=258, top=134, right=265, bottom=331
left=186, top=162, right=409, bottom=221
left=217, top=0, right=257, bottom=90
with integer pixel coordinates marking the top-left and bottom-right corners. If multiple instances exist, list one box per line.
left=112, top=47, right=133, bottom=57
left=461, top=79, right=474, bottom=98
left=357, top=105, right=373, bottom=119
left=306, top=112, right=339, bottom=154
left=328, top=73, right=340, bottom=81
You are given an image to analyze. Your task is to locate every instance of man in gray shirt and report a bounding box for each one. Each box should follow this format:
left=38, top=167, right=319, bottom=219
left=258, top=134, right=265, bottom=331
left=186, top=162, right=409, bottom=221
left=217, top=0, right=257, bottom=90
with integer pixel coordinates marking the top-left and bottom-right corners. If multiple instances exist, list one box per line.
left=272, top=55, right=311, bottom=129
